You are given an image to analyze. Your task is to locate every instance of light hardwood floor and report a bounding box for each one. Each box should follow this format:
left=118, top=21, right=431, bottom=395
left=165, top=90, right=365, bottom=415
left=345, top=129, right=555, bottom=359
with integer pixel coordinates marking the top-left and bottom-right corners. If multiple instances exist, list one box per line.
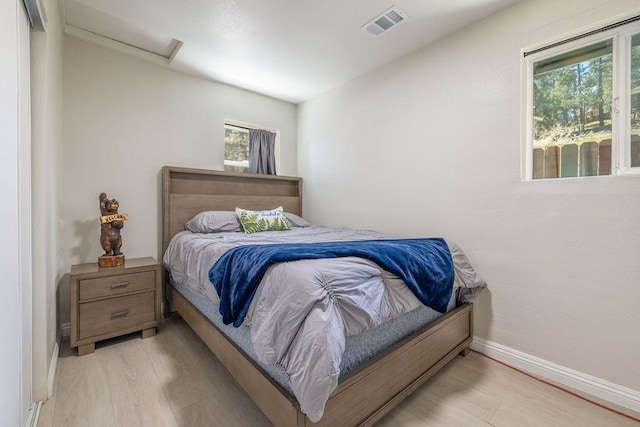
left=38, top=316, right=640, bottom=427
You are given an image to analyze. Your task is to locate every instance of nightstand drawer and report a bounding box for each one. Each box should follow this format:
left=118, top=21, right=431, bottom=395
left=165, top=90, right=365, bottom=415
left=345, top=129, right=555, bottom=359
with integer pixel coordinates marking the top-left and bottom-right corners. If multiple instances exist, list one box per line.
left=79, top=270, right=155, bottom=301
left=78, top=291, right=155, bottom=340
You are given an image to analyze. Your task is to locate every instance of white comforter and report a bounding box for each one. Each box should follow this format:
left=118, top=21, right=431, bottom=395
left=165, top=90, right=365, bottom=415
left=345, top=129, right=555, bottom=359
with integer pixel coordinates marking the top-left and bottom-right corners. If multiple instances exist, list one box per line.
left=163, top=226, right=486, bottom=421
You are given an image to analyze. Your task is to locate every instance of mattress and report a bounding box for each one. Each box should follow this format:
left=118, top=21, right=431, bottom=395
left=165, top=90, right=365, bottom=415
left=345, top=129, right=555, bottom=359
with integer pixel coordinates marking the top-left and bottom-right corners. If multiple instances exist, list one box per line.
left=168, top=277, right=456, bottom=396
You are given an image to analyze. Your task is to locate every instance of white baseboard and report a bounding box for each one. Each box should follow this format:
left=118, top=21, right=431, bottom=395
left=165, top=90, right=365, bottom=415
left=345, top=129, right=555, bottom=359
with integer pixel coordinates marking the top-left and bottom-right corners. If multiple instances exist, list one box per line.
left=60, top=322, right=70, bottom=337
left=471, top=337, right=640, bottom=414
left=47, top=341, right=59, bottom=398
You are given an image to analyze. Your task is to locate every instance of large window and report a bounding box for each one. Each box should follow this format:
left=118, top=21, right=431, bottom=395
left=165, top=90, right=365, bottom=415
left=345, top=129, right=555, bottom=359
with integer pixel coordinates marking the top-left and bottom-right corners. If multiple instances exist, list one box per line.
left=524, top=19, right=640, bottom=179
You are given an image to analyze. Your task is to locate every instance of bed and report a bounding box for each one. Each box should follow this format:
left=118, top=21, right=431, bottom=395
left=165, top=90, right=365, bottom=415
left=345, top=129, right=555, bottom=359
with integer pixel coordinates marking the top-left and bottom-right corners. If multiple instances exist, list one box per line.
left=162, top=166, right=478, bottom=426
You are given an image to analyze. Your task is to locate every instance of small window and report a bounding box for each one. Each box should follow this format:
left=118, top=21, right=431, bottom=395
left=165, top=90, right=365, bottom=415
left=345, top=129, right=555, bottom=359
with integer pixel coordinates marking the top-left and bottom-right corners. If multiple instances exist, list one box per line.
left=524, top=19, right=640, bottom=179
left=531, top=40, right=613, bottom=179
left=224, top=124, right=249, bottom=173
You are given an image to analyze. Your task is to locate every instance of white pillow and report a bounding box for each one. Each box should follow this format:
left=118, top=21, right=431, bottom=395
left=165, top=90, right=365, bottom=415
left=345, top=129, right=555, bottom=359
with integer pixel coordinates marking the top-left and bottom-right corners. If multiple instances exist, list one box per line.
left=285, top=212, right=311, bottom=227
left=185, top=211, right=242, bottom=233
left=236, top=206, right=291, bottom=233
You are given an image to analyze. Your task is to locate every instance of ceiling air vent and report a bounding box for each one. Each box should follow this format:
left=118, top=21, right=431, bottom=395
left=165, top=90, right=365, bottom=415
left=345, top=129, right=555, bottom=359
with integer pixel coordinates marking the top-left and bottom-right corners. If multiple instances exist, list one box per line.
left=362, top=6, right=408, bottom=38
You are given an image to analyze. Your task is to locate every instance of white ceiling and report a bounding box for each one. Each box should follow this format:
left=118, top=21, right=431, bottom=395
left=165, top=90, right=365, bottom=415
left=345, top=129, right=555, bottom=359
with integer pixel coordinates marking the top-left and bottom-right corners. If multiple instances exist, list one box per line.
left=63, top=0, right=521, bottom=103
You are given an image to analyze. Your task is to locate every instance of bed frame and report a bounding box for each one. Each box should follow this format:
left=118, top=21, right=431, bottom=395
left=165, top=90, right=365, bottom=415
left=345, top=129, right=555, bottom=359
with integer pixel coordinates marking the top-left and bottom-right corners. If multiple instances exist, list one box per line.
left=162, top=166, right=473, bottom=426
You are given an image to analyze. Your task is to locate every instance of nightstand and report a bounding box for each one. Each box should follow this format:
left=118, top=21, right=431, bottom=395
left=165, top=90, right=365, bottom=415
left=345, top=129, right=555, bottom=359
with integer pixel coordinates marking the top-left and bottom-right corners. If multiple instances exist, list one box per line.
left=70, top=257, right=162, bottom=356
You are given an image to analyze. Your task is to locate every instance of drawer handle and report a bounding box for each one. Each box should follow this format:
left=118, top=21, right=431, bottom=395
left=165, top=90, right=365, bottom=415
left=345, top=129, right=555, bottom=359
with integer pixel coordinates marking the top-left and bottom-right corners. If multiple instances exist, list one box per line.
left=111, top=310, right=129, bottom=319
left=111, top=282, right=129, bottom=290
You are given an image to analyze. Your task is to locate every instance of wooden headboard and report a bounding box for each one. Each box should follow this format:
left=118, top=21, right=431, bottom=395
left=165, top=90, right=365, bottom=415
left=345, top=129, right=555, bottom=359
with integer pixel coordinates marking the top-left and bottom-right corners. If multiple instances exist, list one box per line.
left=162, top=166, right=303, bottom=254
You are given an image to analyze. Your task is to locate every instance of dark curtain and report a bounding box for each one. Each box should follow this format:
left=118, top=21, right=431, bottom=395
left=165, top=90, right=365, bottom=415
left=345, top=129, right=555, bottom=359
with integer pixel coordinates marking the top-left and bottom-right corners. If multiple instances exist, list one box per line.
left=248, top=129, right=277, bottom=175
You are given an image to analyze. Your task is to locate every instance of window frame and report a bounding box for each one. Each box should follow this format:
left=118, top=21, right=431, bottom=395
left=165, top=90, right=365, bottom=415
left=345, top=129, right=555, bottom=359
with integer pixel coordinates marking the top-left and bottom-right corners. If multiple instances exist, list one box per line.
left=223, top=119, right=281, bottom=173
left=522, top=19, right=640, bottom=180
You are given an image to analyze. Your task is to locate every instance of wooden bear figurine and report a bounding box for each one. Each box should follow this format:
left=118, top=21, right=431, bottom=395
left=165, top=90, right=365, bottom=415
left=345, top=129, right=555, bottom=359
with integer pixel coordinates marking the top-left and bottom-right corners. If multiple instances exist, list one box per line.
left=99, top=192, right=124, bottom=258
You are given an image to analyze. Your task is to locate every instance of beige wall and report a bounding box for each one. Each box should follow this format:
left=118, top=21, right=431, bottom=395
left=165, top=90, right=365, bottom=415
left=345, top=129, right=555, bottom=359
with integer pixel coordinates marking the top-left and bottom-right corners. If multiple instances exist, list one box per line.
left=298, top=0, right=640, bottom=392
left=60, top=37, right=297, bottom=323
left=31, top=0, right=63, bottom=399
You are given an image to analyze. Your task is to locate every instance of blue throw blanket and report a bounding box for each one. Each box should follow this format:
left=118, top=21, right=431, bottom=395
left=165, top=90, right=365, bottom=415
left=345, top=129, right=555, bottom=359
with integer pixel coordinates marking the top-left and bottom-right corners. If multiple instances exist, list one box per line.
left=209, top=238, right=454, bottom=327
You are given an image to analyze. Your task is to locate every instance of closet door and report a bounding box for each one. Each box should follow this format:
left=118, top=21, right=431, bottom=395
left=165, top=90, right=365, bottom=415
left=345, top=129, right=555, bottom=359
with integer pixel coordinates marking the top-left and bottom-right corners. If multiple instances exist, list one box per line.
left=18, top=0, right=33, bottom=422
left=0, top=0, right=33, bottom=424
